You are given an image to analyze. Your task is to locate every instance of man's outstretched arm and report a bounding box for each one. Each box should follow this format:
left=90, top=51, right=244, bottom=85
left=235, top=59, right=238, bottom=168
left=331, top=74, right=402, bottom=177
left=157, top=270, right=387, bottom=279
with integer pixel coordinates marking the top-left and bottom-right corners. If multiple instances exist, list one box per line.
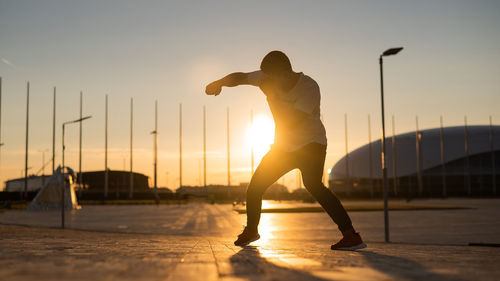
left=205, top=72, right=253, bottom=96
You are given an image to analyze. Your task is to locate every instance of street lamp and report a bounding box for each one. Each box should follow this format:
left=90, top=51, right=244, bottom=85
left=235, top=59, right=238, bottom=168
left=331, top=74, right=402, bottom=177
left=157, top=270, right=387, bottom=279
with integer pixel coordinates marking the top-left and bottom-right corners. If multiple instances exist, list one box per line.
left=61, top=115, right=91, bottom=229
left=379, top=47, right=403, bottom=243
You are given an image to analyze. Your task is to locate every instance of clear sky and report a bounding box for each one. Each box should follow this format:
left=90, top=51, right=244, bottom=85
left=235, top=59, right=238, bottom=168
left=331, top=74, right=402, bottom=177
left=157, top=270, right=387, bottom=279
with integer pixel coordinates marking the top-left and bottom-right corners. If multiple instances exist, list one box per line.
left=0, top=0, right=499, bottom=190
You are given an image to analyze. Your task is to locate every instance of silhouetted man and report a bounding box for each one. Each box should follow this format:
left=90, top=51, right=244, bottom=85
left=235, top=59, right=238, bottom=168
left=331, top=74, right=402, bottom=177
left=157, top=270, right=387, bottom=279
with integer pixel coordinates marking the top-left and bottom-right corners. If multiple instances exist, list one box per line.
left=205, top=51, right=366, bottom=250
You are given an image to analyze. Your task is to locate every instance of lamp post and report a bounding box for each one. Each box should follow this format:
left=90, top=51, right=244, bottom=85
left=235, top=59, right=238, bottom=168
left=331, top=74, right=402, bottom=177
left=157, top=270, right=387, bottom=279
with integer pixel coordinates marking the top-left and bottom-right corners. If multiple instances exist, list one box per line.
left=379, top=47, right=403, bottom=243
left=61, top=115, right=92, bottom=229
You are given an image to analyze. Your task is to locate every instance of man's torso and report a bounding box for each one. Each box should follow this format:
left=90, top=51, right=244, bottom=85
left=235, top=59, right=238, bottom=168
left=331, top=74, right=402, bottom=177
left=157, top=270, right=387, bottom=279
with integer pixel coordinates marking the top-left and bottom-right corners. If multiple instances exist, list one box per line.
left=248, top=71, right=327, bottom=152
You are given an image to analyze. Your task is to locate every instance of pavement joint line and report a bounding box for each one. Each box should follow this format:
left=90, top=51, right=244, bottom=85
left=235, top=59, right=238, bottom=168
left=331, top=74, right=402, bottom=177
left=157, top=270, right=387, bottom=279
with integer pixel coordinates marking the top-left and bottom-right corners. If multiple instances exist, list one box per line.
left=208, top=239, right=222, bottom=277
left=467, top=243, right=500, bottom=247
left=164, top=238, right=202, bottom=280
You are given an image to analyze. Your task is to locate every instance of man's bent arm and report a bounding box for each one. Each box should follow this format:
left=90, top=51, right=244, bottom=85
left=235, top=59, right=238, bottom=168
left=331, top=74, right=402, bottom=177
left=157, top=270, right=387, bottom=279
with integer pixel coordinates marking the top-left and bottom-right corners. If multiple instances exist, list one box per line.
left=217, top=72, right=251, bottom=87
left=206, top=72, right=254, bottom=95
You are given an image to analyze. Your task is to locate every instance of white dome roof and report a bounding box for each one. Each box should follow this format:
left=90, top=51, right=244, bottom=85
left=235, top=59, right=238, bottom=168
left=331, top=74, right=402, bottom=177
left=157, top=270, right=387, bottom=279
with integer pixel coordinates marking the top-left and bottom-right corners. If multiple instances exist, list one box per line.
left=330, top=125, right=500, bottom=180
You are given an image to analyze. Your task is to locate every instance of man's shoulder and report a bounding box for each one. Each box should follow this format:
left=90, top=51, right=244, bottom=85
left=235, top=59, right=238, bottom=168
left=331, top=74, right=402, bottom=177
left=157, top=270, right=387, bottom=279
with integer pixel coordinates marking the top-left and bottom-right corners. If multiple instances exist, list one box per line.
left=298, top=73, right=320, bottom=93
left=302, top=73, right=318, bottom=84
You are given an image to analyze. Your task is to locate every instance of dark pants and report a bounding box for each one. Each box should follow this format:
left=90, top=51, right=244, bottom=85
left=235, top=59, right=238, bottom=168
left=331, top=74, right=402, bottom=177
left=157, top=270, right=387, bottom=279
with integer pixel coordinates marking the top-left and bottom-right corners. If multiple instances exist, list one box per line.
left=246, top=142, right=353, bottom=233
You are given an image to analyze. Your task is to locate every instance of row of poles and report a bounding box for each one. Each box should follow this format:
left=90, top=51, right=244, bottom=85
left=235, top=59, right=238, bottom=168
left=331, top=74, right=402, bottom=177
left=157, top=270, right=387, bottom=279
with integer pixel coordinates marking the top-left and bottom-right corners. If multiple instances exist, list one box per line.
left=0, top=77, right=264, bottom=199
left=343, top=113, right=497, bottom=197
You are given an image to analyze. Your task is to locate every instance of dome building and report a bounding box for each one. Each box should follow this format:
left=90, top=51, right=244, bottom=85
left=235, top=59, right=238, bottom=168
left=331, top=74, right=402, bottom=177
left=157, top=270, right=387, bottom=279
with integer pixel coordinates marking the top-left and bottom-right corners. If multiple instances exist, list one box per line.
left=329, top=125, right=500, bottom=197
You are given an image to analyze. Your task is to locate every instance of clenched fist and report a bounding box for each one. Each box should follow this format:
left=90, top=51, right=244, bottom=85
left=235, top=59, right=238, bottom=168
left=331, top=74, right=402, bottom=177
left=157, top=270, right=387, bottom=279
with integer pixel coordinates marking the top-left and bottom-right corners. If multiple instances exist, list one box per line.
left=205, top=81, right=222, bottom=96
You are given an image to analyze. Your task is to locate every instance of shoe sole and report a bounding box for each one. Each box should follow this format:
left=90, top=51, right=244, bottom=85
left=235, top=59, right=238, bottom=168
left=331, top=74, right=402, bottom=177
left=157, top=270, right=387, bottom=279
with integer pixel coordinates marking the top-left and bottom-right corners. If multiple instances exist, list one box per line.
left=331, top=242, right=367, bottom=251
left=234, top=234, right=261, bottom=246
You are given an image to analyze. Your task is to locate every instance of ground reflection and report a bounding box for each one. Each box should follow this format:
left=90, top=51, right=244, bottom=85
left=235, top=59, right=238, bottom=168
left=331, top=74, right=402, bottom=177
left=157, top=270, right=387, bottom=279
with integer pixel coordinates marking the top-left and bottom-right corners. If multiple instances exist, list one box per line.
left=255, top=213, right=277, bottom=244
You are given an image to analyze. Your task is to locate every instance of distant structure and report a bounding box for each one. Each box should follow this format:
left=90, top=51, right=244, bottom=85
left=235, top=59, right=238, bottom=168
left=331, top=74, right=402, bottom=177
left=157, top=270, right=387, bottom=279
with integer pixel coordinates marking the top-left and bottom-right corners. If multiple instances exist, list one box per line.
left=5, top=175, right=51, bottom=192
left=28, top=166, right=79, bottom=211
left=330, top=126, right=500, bottom=197
left=177, top=183, right=288, bottom=200
left=4, top=170, right=150, bottom=194
left=79, top=170, right=149, bottom=192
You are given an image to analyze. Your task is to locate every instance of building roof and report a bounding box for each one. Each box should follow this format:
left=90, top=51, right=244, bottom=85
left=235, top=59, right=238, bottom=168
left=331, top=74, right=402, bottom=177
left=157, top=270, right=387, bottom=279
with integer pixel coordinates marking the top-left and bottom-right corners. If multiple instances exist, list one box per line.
left=330, top=125, right=500, bottom=180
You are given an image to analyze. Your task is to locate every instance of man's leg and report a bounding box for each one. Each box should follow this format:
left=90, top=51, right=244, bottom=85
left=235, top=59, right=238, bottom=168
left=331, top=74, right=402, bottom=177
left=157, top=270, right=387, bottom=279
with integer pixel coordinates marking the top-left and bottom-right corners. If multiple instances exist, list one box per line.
left=298, top=144, right=354, bottom=232
left=298, top=143, right=366, bottom=250
left=246, top=148, right=294, bottom=232
left=234, top=148, right=293, bottom=246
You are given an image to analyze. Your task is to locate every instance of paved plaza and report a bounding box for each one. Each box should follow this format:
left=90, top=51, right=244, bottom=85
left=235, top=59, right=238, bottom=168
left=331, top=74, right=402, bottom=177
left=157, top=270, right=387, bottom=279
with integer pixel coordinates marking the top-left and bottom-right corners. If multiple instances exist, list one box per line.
left=1, top=199, right=500, bottom=280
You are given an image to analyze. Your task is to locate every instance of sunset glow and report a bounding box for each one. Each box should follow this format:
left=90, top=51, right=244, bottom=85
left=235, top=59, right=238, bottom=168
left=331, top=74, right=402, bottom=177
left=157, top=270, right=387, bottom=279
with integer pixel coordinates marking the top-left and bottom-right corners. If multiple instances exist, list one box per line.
left=246, top=114, right=275, bottom=164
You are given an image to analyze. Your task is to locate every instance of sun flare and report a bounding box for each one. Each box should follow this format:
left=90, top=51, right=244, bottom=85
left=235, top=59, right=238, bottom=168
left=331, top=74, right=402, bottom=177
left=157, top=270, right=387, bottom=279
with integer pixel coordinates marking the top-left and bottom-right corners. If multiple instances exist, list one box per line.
left=246, top=114, right=275, bottom=164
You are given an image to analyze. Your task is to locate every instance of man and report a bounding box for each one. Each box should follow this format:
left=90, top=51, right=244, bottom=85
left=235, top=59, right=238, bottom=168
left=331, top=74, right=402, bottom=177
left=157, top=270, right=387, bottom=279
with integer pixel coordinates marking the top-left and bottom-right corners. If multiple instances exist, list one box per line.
left=205, top=51, right=366, bottom=251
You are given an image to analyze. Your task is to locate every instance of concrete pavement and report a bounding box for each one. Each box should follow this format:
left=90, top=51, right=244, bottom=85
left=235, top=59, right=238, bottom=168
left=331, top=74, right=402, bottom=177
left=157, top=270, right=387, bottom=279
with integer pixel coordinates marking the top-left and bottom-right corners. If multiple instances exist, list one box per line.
left=1, top=224, right=499, bottom=281
left=1, top=199, right=500, bottom=280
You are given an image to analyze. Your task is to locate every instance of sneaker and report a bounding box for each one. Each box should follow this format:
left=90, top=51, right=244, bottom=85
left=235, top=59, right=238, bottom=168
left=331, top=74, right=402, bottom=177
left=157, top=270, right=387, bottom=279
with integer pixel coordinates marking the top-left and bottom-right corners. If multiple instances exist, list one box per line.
left=234, top=227, right=260, bottom=246
left=331, top=230, right=367, bottom=251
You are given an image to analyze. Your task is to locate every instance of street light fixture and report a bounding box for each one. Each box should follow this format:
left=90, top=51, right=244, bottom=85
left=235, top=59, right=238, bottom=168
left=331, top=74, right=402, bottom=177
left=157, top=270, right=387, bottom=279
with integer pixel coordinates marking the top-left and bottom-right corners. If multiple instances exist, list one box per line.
left=61, top=115, right=92, bottom=229
left=379, top=47, right=403, bottom=243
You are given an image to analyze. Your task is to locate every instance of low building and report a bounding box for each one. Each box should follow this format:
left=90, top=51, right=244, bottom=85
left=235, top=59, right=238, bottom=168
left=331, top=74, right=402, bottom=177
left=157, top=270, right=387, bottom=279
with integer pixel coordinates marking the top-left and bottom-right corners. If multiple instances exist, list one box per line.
left=79, top=170, right=149, bottom=192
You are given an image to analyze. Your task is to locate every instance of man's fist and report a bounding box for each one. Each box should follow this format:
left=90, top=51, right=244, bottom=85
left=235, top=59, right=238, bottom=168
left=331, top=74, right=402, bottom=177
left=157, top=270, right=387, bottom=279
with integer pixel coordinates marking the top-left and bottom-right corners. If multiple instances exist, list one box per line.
left=205, top=81, right=222, bottom=96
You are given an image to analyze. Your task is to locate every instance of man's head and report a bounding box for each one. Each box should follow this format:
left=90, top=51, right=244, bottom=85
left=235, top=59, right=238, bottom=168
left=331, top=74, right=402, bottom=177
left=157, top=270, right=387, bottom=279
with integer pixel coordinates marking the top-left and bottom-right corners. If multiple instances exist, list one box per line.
left=260, top=50, right=292, bottom=76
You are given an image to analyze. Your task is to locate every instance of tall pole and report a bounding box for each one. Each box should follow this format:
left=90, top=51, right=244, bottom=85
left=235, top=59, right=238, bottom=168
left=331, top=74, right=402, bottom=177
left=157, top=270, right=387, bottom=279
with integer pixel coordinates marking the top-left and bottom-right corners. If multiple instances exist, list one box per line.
left=52, top=87, right=56, bottom=173
left=41, top=151, right=45, bottom=184
left=416, top=116, right=423, bottom=196
left=379, top=56, right=389, bottom=242
left=368, top=115, right=374, bottom=197
left=179, top=103, right=182, bottom=189
left=129, top=98, right=134, bottom=198
left=464, top=116, right=471, bottom=195
left=24, top=82, right=30, bottom=198
left=440, top=116, right=447, bottom=197
left=490, top=116, right=496, bottom=195
left=78, top=91, right=83, bottom=196
left=153, top=100, right=158, bottom=200
left=251, top=110, right=254, bottom=176
left=104, top=95, right=109, bottom=197
left=391, top=115, right=398, bottom=196
left=62, top=124, right=66, bottom=228
left=203, top=105, right=207, bottom=192
left=198, top=159, right=201, bottom=186
left=344, top=113, right=350, bottom=195
left=227, top=107, right=231, bottom=196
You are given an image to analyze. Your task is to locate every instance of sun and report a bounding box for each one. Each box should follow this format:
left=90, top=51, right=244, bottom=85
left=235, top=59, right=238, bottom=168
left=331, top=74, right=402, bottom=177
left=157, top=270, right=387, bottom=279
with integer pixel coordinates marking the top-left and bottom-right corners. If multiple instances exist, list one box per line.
left=246, top=114, right=275, bottom=164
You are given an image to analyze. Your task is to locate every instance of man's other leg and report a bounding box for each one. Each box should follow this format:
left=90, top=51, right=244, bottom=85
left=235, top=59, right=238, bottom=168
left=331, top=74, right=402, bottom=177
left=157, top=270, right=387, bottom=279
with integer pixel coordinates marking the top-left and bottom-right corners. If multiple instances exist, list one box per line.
left=298, top=144, right=354, bottom=233
left=246, top=149, right=293, bottom=231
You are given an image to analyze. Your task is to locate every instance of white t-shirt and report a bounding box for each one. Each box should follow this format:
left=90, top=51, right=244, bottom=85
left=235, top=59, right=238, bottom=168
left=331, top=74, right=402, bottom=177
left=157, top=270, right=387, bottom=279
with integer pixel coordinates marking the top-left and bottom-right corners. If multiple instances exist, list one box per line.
left=248, top=70, right=327, bottom=152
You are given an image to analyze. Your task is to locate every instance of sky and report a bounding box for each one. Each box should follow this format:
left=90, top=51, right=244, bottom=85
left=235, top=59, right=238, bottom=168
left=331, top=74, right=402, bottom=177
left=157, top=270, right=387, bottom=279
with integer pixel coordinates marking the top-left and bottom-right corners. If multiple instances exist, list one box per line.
left=0, top=0, right=499, bottom=190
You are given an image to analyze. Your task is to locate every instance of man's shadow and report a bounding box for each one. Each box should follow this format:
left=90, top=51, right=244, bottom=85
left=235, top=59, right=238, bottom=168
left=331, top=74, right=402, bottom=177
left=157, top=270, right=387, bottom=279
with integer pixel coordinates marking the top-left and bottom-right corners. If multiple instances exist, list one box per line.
left=229, top=246, right=464, bottom=281
left=229, top=246, right=329, bottom=281
left=359, top=250, right=464, bottom=281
